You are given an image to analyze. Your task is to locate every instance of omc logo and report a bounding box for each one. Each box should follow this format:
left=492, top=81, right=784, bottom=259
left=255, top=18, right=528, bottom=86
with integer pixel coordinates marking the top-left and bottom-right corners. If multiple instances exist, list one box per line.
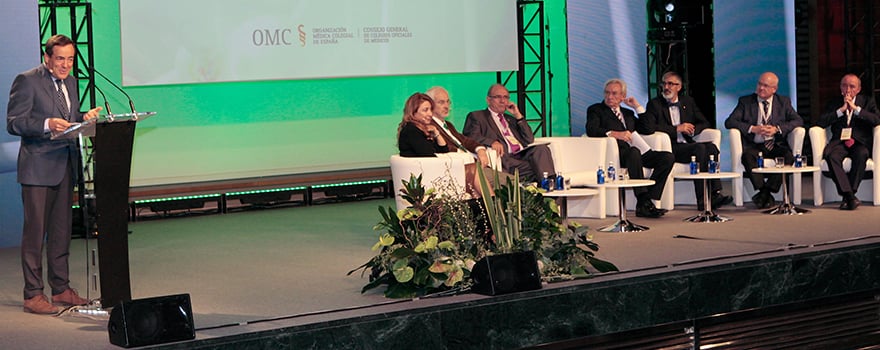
left=250, top=25, right=307, bottom=47
left=298, top=25, right=306, bottom=47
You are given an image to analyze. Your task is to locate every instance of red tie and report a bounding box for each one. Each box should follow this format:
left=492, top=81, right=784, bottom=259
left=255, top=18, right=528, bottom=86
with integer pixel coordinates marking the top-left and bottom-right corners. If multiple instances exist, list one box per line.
left=845, top=139, right=855, bottom=148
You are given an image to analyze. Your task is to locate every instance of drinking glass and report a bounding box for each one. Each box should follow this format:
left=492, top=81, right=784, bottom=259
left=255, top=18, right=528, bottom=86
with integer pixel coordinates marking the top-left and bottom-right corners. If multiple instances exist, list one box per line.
left=774, top=157, right=785, bottom=168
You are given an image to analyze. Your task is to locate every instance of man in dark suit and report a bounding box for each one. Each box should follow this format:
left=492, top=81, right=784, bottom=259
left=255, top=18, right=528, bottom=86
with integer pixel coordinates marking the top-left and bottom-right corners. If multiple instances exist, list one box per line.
left=6, top=34, right=102, bottom=314
left=642, top=72, right=733, bottom=210
left=725, top=72, right=804, bottom=209
left=815, top=74, right=880, bottom=210
left=425, top=86, right=491, bottom=166
left=462, top=84, right=554, bottom=182
left=586, top=78, right=674, bottom=218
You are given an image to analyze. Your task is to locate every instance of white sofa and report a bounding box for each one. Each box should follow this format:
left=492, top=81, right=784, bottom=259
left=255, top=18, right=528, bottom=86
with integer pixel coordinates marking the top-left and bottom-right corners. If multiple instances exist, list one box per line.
left=535, top=136, right=606, bottom=218
left=809, top=125, right=879, bottom=206
left=728, top=127, right=806, bottom=206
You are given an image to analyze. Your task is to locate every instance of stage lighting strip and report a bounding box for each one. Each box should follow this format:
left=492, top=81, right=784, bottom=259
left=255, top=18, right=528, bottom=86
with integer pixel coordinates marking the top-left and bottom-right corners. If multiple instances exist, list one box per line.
left=133, top=193, right=222, bottom=204
left=225, top=186, right=306, bottom=196
left=131, top=180, right=386, bottom=205
left=311, top=179, right=387, bottom=189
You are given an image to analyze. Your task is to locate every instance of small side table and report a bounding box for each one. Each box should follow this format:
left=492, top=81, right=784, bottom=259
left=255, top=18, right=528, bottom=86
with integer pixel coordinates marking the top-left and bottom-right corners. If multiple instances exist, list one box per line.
left=752, top=165, right=819, bottom=215
left=542, top=188, right=600, bottom=223
left=673, top=172, right=741, bottom=223
left=586, top=179, right=655, bottom=232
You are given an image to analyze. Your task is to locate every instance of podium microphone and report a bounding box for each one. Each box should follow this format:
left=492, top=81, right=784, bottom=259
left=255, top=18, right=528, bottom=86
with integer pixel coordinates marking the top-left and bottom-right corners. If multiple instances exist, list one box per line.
left=94, top=82, right=112, bottom=114
left=90, top=67, right=136, bottom=115
left=77, top=67, right=112, bottom=115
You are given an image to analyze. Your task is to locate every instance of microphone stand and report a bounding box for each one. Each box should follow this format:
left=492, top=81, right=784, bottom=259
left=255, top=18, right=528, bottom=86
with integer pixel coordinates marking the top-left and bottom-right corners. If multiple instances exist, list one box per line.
left=91, top=67, right=137, bottom=119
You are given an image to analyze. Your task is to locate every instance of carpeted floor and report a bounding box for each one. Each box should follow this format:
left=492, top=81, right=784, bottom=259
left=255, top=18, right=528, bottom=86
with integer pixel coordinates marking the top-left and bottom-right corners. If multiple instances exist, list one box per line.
left=0, top=194, right=878, bottom=349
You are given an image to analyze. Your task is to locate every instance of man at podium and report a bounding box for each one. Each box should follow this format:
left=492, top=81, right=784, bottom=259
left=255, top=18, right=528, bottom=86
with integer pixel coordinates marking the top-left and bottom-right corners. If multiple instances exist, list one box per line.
left=6, top=34, right=102, bottom=314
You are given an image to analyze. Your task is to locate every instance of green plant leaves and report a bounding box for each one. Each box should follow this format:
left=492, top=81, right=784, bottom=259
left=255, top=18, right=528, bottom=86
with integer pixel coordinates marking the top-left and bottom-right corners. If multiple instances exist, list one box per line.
left=353, top=171, right=619, bottom=298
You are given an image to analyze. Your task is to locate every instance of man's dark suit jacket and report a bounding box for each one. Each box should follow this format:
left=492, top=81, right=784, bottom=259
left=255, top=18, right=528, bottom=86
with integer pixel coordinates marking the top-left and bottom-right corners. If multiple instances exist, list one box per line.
left=724, top=93, right=803, bottom=149
left=433, top=118, right=482, bottom=154
left=815, top=94, right=880, bottom=150
left=642, top=95, right=710, bottom=144
left=7, top=64, right=83, bottom=186
left=462, top=109, right=535, bottom=152
left=584, top=102, right=651, bottom=148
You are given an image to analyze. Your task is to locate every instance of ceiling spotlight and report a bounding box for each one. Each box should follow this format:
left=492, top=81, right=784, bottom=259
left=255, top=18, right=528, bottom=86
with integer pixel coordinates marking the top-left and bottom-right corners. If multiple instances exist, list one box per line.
left=650, top=0, right=680, bottom=28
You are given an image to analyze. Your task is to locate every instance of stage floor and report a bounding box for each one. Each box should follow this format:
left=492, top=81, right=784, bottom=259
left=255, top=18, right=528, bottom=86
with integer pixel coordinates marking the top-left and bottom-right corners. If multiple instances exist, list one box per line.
left=1, top=197, right=878, bottom=349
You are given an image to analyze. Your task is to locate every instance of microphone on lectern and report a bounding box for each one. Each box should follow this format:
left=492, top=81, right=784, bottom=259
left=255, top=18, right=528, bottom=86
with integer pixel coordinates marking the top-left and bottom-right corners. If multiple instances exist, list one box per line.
left=91, top=67, right=136, bottom=115
left=76, top=67, right=111, bottom=114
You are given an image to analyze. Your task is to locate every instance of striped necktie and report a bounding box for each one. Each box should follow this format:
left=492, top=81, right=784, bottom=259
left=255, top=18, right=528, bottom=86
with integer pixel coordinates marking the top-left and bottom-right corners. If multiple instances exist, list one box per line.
left=55, top=79, right=70, bottom=120
left=762, top=100, right=773, bottom=150
left=613, top=108, right=626, bottom=129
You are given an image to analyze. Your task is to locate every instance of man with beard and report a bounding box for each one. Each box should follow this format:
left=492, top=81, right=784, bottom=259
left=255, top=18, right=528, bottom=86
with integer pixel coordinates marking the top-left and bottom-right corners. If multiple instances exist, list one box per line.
left=641, top=71, right=733, bottom=210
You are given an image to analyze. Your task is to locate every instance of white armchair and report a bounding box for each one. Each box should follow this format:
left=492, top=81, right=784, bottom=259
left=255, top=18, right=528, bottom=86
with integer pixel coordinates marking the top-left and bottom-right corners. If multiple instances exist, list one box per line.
left=389, top=153, right=472, bottom=211
left=534, top=136, right=606, bottom=218
left=669, top=129, right=725, bottom=207
left=584, top=133, right=674, bottom=215
left=728, top=127, right=806, bottom=206
left=809, top=125, right=879, bottom=206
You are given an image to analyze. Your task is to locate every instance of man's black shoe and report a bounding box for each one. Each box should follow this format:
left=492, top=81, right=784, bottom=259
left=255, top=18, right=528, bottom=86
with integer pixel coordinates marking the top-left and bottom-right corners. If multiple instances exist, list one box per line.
left=711, top=194, right=734, bottom=210
left=751, top=192, right=767, bottom=209
left=761, top=191, right=776, bottom=209
left=841, top=196, right=861, bottom=210
left=635, top=201, right=664, bottom=218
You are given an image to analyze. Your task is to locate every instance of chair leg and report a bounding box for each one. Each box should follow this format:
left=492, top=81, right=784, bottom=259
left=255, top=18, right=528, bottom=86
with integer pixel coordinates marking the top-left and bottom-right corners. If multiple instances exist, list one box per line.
left=733, top=177, right=744, bottom=206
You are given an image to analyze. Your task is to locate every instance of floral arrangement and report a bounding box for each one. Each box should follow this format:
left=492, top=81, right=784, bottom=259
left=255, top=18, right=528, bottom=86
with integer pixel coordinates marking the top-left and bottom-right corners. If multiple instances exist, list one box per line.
left=349, top=169, right=618, bottom=299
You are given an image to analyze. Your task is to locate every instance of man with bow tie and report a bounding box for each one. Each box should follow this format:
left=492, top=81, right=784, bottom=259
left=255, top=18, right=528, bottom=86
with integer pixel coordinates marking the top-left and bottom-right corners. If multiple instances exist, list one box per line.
left=815, top=74, right=880, bottom=210
left=641, top=71, right=733, bottom=211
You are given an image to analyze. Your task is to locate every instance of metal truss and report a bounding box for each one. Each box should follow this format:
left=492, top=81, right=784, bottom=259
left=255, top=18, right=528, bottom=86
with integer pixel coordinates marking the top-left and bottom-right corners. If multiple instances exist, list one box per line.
left=498, top=0, right=550, bottom=136
left=844, top=0, right=879, bottom=98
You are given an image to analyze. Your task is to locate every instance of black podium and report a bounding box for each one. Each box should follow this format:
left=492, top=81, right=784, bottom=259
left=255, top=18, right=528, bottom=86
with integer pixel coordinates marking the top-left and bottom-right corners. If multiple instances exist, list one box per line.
left=53, top=112, right=155, bottom=308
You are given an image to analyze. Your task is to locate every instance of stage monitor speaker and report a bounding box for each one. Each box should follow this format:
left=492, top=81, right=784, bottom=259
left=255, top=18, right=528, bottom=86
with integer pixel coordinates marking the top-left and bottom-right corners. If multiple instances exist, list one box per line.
left=471, top=251, right=542, bottom=296
left=108, top=293, right=195, bottom=348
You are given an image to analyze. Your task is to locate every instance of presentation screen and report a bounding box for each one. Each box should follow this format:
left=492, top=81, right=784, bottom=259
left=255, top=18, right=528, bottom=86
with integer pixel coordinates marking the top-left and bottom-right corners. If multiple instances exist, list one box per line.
left=119, top=0, right=518, bottom=86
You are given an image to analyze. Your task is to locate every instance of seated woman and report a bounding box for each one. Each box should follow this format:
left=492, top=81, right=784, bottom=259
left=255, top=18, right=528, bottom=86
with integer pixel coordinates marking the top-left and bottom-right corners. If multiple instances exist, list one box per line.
left=397, top=92, right=493, bottom=197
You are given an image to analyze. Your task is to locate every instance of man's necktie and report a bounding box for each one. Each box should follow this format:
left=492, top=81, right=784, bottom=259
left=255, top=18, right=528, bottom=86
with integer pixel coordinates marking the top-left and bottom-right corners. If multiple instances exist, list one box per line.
left=844, top=109, right=855, bottom=148
left=613, top=108, right=626, bottom=129
left=440, top=122, right=466, bottom=151
left=55, top=79, right=70, bottom=120
left=762, top=100, right=773, bottom=150
left=498, top=114, right=522, bottom=153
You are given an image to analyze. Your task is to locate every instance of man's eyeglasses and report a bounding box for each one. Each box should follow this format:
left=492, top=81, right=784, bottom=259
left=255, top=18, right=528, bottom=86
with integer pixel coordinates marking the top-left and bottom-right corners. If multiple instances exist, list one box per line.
left=661, top=81, right=681, bottom=86
left=489, top=95, right=510, bottom=100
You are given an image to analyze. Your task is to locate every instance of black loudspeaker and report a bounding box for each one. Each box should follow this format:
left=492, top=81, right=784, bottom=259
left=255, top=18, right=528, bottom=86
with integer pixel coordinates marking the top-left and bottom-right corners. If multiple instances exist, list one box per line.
left=471, top=251, right=542, bottom=296
left=108, top=294, right=195, bottom=348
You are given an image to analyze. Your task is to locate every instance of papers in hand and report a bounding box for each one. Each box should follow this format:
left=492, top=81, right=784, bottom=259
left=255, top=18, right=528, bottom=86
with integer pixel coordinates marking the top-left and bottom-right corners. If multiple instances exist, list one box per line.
left=522, top=140, right=550, bottom=151
left=628, top=132, right=652, bottom=154
left=51, top=122, right=83, bottom=139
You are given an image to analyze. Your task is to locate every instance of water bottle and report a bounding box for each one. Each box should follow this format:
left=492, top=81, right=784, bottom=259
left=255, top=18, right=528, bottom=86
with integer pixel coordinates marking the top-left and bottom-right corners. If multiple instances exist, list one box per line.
left=540, top=172, right=552, bottom=191
left=607, top=161, right=616, bottom=182
left=555, top=172, right=565, bottom=190
left=794, top=152, right=803, bottom=168
left=689, top=156, right=698, bottom=175
left=757, top=151, right=764, bottom=168
left=597, top=165, right=605, bottom=184
left=708, top=155, right=718, bottom=174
